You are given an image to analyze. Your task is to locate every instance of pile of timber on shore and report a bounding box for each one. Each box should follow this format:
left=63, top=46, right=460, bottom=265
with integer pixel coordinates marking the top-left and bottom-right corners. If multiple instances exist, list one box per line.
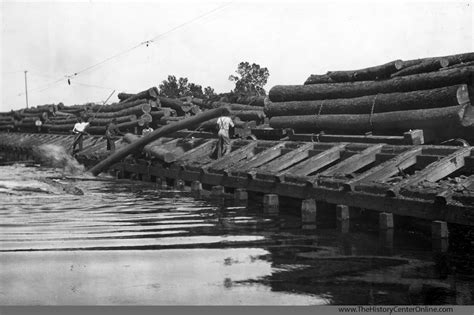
left=0, top=85, right=266, bottom=135
left=267, top=52, right=474, bottom=142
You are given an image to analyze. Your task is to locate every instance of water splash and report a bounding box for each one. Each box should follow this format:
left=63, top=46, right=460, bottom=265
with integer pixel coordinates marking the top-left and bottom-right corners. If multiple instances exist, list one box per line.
left=33, top=144, right=85, bottom=175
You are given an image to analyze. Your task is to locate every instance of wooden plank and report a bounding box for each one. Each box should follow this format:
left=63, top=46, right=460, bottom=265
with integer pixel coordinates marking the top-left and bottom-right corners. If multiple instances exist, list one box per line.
left=318, top=144, right=384, bottom=177
left=281, top=144, right=346, bottom=177
left=206, top=142, right=258, bottom=171
left=344, top=147, right=423, bottom=191
left=175, top=139, right=217, bottom=163
left=257, top=142, right=314, bottom=173
left=387, top=147, right=472, bottom=197
left=318, top=133, right=405, bottom=144
left=232, top=143, right=287, bottom=171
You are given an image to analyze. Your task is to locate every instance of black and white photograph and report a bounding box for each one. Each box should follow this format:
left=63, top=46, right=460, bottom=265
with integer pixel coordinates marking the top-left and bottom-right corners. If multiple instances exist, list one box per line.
left=0, top=0, right=473, bottom=311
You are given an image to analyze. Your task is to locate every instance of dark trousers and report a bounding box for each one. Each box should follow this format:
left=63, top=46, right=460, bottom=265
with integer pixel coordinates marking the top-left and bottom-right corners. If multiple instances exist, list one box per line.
left=106, top=136, right=117, bottom=152
left=72, top=133, right=84, bottom=152
left=217, top=130, right=231, bottom=158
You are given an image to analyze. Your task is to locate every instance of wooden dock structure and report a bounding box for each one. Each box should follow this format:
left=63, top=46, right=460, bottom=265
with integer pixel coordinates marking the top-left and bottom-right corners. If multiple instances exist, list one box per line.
left=1, top=131, right=473, bottom=237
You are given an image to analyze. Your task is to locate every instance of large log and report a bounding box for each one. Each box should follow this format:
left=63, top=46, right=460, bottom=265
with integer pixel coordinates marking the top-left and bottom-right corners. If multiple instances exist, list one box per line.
left=441, top=60, right=474, bottom=71
left=234, top=95, right=266, bottom=107
left=87, top=99, right=151, bottom=113
left=89, top=106, right=230, bottom=175
left=269, top=66, right=474, bottom=102
left=211, top=102, right=263, bottom=111
left=265, top=85, right=470, bottom=117
left=124, top=134, right=177, bottom=163
left=117, top=87, right=159, bottom=103
left=88, top=103, right=149, bottom=119
left=326, top=60, right=402, bottom=83
left=269, top=104, right=474, bottom=133
left=395, top=52, right=474, bottom=71
left=0, top=124, right=14, bottom=131
left=43, top=120, right=139, bottom=134
left=230, top=110, right=265, bottom=122
left=157, top=97, right=187, bottom=116
left=304, top=74, right=335, bottom=85
left=390, top=59, right=447, bottom=78
left=50, top=114, right=136, bottom=125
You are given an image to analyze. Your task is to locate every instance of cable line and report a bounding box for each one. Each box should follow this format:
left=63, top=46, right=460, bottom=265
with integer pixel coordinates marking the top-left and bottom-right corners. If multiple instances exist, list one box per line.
left=13, top=2, right=231, bottom=98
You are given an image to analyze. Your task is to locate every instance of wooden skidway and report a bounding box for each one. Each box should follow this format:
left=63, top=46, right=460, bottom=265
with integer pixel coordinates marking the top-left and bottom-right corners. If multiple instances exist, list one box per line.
left=0, top=131, right=473, bottom=226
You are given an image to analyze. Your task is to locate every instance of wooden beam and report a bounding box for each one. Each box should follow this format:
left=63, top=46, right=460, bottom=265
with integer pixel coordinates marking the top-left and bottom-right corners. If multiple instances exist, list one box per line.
left=175, top=139, right=217, bottom=164
left=206, top=142, right=258, bottom=171
left=280, top=144, right=346, bottom=177
left=257, top=142, right=314, bottom=173
left=232, top=143, right=287, bottom=171
left=343, top=147, right=423, bottom=191
left=318, top=144, right=384, bottom=177
left=387, top=147, right=472, bottom=197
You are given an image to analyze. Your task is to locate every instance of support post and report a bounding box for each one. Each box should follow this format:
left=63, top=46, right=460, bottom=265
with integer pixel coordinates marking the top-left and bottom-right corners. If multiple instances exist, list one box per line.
left=301, top=199, right=317, bottom=229
left=336, top=205, right=350, bottom=221
left=379, top=212, right=394, bottom=230
left=263, top=194, right=279, bottom=216
left=174, top=179, right=185, bottom=190
left=211, top=185, right=225, bottom=196
left=234, top=188, right=248, bottom=204
left=431, top=220, right=449, bottom=239
left=191, top=181, right=202, bottom=194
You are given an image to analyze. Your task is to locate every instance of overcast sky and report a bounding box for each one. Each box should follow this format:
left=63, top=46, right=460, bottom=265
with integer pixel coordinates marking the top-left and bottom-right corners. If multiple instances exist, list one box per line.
left=1, top=0, right=472, bottom=111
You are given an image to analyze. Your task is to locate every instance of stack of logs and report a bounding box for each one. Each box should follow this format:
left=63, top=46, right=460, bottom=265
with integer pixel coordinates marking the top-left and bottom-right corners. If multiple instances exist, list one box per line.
left=0, top=85, right=268, bottom=135
left=267, top=52, right=474, bottom=143
left=156, top=96, right=267, bottom=132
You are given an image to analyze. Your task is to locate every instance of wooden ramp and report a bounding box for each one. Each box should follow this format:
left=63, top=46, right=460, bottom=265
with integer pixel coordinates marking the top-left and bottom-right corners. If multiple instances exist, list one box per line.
left=1, top=131, right=473, bottom=227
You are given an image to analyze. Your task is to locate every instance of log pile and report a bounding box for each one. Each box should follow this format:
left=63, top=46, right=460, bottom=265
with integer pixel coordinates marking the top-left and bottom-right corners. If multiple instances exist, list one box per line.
left=0, top=87, right=205, bottom=135
left=267, top=52, right=474, bottom=142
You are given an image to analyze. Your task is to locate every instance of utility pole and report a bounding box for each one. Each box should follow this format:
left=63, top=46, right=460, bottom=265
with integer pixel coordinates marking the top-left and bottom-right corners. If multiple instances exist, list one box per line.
left=24, top=70, right=29, bottom=109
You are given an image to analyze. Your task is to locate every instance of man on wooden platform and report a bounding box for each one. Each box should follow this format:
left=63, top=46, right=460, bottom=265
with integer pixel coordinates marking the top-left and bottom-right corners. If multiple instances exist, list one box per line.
left=216, top=114, right=234, bottom=158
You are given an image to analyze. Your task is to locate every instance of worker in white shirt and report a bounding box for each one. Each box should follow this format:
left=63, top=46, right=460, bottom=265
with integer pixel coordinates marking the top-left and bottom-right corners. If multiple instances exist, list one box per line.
left=216, top=114, right=234, bottom=158
left=71, top=117, right=90, bottom=153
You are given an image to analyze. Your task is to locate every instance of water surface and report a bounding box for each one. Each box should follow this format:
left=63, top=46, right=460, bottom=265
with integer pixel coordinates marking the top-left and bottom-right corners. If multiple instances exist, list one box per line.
left=0, top=164, right=471, bottom=305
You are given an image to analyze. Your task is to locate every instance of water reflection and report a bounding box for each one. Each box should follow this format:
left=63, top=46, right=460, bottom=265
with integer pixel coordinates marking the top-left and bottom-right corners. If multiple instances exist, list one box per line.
left=0, top=164, right=472, bottom=305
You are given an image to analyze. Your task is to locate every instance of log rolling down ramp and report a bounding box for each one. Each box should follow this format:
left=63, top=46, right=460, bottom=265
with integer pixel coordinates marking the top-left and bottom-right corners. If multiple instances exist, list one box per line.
left=1, top=132, right=474, bottom=226
left=88, top=106, right=231, bottom=176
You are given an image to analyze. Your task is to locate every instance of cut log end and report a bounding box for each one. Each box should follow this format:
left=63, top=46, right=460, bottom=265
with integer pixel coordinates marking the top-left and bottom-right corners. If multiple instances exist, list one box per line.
left=457, top=85, right=471, bottom=105
left=461, top=104, right=474, bottom=127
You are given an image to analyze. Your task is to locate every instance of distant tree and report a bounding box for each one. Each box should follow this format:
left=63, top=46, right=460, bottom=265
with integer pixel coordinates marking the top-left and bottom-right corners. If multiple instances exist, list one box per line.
left=229, top=62, right=270, bottom=96
left=159, top=75, right=214, bottom=99
left=203, top=86, right=216, bottom=99
left=158, top=75, right=181, bottom=98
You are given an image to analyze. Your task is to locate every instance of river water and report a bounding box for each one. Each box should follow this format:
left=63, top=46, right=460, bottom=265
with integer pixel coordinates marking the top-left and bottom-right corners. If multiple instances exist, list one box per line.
left=0, top=163, right=472, bottom=305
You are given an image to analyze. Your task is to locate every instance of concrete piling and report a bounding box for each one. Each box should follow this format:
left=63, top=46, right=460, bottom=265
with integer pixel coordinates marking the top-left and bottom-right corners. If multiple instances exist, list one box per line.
left=211, top=185, right=225, bottom=196
left=191, top=181, right=202, bottom=193
left=263, top=194, right=279, bottom=216
left=234, top=188, right=248, bottom=205
left=431, top=220, right=449, bottom=239
left=175, top=179, right=185, bottom=190
left=379, top=212, right=394, bottom=230
left=336, top=205, right=350, bottom=221
left=301, top=199, right=317, bottom=229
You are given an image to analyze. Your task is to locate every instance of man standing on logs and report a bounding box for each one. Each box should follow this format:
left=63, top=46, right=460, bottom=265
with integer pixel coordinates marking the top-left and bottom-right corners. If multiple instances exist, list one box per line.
left=71, top=116, right=90, bottom=154
left=216, top=114, right=234, bottom=158
left=105, top=118, right=123, bottom=152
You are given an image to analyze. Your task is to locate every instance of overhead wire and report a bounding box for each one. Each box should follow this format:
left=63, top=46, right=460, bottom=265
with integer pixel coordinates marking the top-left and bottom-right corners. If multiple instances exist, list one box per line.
left=17, top=1, right=232, bottom=98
